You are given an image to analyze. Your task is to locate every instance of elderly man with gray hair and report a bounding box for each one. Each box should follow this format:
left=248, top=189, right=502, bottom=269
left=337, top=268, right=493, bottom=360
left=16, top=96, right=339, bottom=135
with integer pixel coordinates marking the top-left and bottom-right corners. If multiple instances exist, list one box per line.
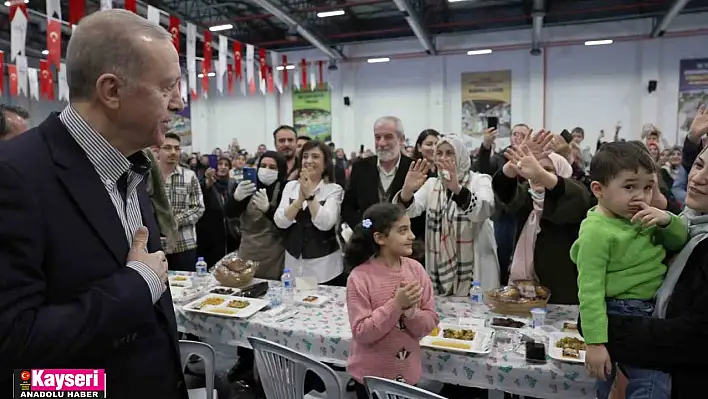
left=0, top=10, right=188, bottom=398
left=341, top=116, right=427, bottom=262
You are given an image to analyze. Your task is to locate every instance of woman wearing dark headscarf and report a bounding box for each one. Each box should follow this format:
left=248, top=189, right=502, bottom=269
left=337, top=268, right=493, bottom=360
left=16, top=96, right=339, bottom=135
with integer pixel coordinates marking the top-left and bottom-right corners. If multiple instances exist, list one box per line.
left=225, top=151, right=288, bottom=280
left=197, top=157, right=240, bottom=267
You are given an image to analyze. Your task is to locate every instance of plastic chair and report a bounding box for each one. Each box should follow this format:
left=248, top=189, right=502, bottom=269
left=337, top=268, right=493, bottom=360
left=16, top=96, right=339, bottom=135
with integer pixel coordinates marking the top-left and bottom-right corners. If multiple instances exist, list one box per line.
left=364, top=376, right=447, bottom=399
left=179, top=340, right=219, bottom=399
left=248, top=336, right=344, bottom=399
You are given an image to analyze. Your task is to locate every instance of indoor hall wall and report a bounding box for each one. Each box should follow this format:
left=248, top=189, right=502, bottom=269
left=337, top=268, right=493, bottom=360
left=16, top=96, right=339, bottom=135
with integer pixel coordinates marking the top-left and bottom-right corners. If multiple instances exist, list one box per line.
left=191, top=12, right=708, bottom=154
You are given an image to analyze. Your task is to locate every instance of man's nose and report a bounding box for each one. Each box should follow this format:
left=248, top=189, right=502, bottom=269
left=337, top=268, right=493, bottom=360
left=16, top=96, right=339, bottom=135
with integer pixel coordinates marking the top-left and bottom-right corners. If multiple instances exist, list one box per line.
left=168, top=86, right=184, bottom=113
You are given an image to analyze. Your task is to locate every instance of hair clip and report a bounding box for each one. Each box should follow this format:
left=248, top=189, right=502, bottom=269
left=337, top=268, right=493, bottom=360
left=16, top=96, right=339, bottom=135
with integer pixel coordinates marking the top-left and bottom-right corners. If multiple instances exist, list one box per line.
left=362, top=219, right=372, bottom=229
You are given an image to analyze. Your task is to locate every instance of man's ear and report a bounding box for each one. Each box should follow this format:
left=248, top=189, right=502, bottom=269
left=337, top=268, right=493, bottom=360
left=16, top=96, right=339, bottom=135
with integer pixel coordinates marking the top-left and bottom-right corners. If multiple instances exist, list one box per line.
left=590, top=181, right=603, bottom=199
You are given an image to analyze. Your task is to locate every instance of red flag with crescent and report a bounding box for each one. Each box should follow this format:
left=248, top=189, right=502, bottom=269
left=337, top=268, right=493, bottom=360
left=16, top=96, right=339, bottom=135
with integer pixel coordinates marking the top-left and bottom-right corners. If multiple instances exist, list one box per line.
left=69, top=0, right=85, bottom=26
left=301, top=59, right=308, bottom=89
left=203, top=30, right=212, bottom=74
left=258, top=48, right=267, bottom=80
left=46, top=19, right=61, bottom=69
left=39, top=59, right=50, bottom=99
left=282, top=55, right=288, bottom=88
left=233, top=41, right=242, bottom=80
left=169, top=16, right=180, bottom=53
left=7, top=64, right=18, bottom=96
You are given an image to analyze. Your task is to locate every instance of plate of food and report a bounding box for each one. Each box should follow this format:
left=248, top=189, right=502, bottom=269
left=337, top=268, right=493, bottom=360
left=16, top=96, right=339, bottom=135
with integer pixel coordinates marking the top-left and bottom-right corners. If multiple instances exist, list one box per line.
left=489, top=316, right=528, bottom=331
left=169, top=275, right=193, bottom=288
left=557, top=320, right=579, bottom=334
left=548, top=332, right=586, bottom=363
left=184, top=294, right=269, bottom=318
left=420, top=323, right=494, bottom=355
left=293, top=293, right=330, bottom=307
left=209, top=286, right=242, bottom=296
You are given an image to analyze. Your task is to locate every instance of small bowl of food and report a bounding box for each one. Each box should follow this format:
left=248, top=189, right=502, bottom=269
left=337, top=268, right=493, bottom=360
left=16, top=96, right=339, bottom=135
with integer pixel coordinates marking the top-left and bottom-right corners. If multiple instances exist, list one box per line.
left=484, top=283, right=551, bottom=316
left=213, top=253, right=257, bottom=288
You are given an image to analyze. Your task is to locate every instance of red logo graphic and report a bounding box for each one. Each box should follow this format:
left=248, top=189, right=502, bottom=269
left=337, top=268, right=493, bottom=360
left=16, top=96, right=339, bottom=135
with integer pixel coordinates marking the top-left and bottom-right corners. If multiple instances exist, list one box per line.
left=20, top=370, right=30, bottom=381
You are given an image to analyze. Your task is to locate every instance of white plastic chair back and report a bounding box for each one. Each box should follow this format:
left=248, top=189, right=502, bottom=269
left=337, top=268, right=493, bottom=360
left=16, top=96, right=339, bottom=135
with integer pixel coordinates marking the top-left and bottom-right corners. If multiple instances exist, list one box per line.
left=364, top=376, right=447, bottom=399
left=248, top=336, right=343, bottom=399
left=179, top=340, right=217, bottom=399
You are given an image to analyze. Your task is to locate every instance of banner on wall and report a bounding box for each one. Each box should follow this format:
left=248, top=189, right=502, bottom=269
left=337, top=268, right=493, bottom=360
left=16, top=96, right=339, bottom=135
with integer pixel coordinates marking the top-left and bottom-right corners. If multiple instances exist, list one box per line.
left=678, top=58, right=708, bottom=139
left=292, top=89, right=332, bottom=141
left=460, top=70, right=512, bottom=139
left=170, top=100, right=192, bottom=147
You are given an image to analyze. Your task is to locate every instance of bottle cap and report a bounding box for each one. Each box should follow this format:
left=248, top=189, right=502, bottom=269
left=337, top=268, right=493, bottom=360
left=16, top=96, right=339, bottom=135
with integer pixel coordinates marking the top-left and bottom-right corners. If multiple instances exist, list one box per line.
left=472, top=280, right=480, bottom=286
left=197, top=257, right=204, bottom=262
left=283, top=268, right=291, bottom=273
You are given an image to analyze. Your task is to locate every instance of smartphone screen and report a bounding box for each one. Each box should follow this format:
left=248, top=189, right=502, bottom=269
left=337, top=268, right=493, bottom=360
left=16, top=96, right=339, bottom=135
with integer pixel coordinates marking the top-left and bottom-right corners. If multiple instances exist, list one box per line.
left=487, top=116, right=499, bottom=130
left=560, top=129, right=572, bottom=143
left=243, top=167, right=258, bottom=187
left=207, top=154, right=218, bottom=169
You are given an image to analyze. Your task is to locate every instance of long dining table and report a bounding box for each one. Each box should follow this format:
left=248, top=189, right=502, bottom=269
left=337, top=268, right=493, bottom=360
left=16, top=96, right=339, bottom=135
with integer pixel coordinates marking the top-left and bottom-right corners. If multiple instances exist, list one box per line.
left=174, top=279, right=595, bottom=399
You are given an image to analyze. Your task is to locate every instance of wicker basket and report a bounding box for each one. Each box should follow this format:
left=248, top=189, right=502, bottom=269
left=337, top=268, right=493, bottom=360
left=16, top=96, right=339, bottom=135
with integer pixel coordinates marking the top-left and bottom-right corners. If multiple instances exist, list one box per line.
left=484, top=285, right=551, bottom=316
left=213, top=253, right=257, bottom=288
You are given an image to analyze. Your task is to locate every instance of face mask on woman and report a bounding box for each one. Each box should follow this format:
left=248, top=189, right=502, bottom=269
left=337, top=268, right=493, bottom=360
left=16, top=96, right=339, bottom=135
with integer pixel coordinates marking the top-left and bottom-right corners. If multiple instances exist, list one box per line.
left=258, top=168, right=279, bottom=186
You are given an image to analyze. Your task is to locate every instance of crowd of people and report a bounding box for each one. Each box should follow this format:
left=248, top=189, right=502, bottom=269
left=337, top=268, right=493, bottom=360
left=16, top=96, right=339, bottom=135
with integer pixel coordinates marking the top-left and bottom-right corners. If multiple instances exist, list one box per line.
left=1, top=8, right=708, bottom=399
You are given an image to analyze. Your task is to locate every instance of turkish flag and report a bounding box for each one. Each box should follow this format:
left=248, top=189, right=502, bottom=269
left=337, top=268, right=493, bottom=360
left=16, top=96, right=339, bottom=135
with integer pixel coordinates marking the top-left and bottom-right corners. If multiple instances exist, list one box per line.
left=258, top=48, right=267, bottom=80
left=266, top=67, right=274, bottom=94
left=169, top=16, right=180, bottom=53
left=227, top=64, right=234, bottom=94
left=203, top=30, right=212, bottom=73
left=124, top=0, right=136, bottom=13
left=282, top=55, right=288, bottom=88
left=233, top=41, right=242, bottom=80
left=46, top=19, right=61, bottom=69
left=301, top=59, right=308, bottom=89
left=69, top=0, right=85, bottom=26
left=7, top=64, right=18, bottom=96
left=39, top=59, right=50, bottom=98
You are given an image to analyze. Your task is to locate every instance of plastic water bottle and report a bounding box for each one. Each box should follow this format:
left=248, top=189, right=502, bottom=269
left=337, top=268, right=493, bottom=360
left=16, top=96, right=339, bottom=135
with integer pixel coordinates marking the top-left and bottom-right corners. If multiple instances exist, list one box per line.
left=195, top=257, right=208, bottom=289
left=469, top=280, right=484, bottom=315
left=280, top=268, right=294, bottom=305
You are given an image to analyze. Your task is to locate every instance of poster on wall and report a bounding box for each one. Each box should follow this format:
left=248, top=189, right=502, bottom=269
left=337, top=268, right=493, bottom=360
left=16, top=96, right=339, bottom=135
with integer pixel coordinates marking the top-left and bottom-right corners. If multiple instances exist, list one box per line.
left=292, top=90, right=332, bottom=142
left=678, top=58, right=708, bottom=140
left=461, top=70, right=512, bottom=141
left=170, top=101, right=192, bottom=148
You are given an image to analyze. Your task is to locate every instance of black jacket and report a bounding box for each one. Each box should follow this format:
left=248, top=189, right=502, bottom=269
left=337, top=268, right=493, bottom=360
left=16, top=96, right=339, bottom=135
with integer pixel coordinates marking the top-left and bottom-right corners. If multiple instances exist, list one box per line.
left=0, top=114, right=187, bottom=398
left=604, top=237, right=708, bottom=398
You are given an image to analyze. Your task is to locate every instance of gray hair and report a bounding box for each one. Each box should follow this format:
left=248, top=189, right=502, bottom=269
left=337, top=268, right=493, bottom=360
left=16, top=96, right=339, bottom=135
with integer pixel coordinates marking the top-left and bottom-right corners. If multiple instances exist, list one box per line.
left=66, top=9, right=172, bottom=101
left=374, top=116, right=405, bottom=138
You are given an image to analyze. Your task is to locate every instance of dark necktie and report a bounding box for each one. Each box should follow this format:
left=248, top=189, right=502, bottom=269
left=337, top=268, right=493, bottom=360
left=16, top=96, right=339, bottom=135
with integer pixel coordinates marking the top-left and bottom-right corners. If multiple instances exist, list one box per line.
left=117, top=172, right=129, bottom=205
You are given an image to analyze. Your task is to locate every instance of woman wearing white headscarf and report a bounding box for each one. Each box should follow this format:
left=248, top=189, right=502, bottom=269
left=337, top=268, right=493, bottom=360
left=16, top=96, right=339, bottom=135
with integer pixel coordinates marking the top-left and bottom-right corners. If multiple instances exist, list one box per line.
left=394, top=134, right=499, bottom=296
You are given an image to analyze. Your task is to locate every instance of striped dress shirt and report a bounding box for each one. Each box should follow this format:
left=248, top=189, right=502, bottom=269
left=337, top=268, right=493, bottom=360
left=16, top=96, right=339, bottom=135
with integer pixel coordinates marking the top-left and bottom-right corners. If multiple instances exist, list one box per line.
left=59, top=106, right=164, bottom=303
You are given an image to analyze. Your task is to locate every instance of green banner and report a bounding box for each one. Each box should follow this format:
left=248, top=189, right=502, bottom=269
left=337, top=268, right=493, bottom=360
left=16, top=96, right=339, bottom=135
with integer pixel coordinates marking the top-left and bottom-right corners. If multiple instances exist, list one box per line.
left=292, top=90, right=332, bottom=141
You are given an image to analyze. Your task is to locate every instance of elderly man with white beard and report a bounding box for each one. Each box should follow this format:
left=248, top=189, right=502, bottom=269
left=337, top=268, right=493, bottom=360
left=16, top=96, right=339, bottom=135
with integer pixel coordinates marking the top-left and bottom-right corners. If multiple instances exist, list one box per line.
left=340, top=116, right=427, bottom=264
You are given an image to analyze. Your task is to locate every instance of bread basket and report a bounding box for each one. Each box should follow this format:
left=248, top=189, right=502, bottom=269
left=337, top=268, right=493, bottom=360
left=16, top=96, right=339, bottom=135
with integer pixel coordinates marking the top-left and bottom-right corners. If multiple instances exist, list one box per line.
left=484, top=281, right=551, bottom=316
left=213, top=252, right=257, bottom=288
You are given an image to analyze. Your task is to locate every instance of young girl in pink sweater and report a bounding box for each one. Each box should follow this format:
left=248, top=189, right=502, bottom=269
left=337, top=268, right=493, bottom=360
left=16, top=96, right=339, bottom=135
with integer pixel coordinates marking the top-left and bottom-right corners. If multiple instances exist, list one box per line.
left=344, top=203, right=439, bottom=399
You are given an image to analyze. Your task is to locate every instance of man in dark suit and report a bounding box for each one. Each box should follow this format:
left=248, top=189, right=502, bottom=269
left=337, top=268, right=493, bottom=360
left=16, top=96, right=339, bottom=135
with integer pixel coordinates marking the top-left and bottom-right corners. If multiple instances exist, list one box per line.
left=0, top=10, right=188, bottom=398
left=341, top=116, right=425, bottom=254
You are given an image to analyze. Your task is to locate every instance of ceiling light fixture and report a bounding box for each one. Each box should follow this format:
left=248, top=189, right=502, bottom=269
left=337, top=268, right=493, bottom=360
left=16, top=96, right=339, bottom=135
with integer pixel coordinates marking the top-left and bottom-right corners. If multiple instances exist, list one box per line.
left=584, top=39, right=613, bottom=46
left=197, top=72, right=217, bottom=78
left=42, top=49, right=49, bottom=55
left=3, top=0, right=29, bottom=6
left=367, top=57, right=390, bottom=64
left=467, top=49, right=492, bottom=55
left=209, top=24, right=233, bottom=32
left=317, top=10, right=345, bottom=18
left=276, top=65, right=296, bottom=70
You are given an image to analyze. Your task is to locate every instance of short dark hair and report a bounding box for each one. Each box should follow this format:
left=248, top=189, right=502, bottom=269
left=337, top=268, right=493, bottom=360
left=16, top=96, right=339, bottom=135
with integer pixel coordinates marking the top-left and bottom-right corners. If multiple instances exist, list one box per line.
left=164, top=132, right=181, bottom=143
left=571, top=127, right=584, bottom=136
left=413, top=129, right=441, bottom=160
left=300, top=140, right=334, bottom=183
left=589, top=141, right=656, bottom=185
left=2, top=104, right=29, bottom=119
left=297, top=135, right=311, bottom=142
left=272, top=125, right=297, bottom=138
